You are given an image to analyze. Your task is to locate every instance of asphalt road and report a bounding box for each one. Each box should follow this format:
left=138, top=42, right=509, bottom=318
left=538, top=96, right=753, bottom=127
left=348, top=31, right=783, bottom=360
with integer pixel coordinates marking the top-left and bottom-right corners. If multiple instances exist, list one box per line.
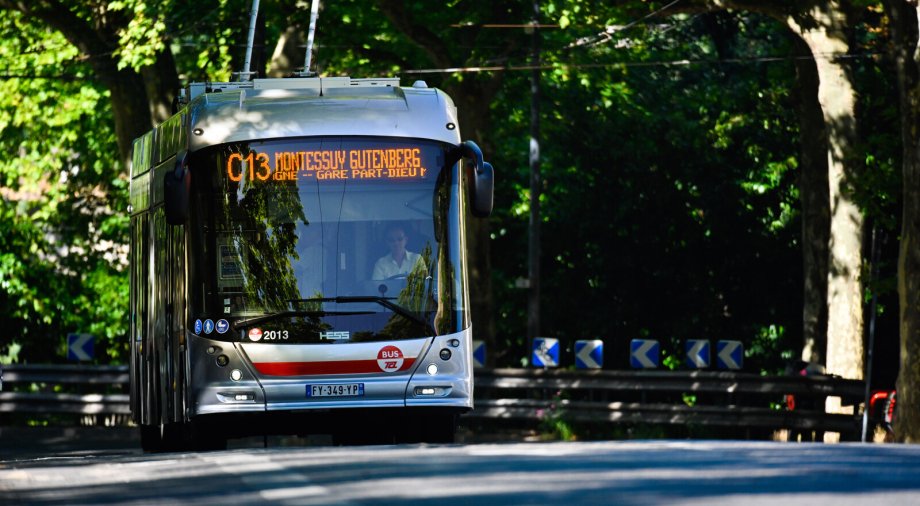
left=2, top=428, right=920, bottom=505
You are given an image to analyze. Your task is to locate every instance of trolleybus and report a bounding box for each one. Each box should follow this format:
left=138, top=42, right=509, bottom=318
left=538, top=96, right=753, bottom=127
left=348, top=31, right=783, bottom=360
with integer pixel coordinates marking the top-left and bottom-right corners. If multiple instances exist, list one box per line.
left=128, top=76, right=494, bottom=451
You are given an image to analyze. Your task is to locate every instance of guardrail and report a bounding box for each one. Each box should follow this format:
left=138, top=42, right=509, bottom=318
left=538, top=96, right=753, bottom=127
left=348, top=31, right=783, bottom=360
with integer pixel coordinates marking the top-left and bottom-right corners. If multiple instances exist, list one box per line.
left=0, top=364, right=868, bottom=439
left=0, top=364, right=130, bottom=423
left=468, top=368, right=867, bottom=439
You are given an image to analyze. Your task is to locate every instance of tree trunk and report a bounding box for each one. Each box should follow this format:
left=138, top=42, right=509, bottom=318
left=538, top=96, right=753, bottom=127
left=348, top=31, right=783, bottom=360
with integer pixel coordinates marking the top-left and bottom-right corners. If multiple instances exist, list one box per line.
left=269, top=26, right=304, bottom=77
left=107, top=67, right=157, bottom=167
left=884, top=0, right=920, bottom=443
left=0, top=0, right=156, bottom=168
left=786, top=4, right=864, bottom=382
left=671, top=0, right=867, bottom=379
left=792, top=34, right=831, bottom=365
left=141, top=49, right=181, bottom=125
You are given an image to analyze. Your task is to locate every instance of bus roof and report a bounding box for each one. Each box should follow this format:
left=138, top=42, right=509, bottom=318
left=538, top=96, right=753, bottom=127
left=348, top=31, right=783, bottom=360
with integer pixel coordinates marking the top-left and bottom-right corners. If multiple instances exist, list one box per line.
left=185, top=77, right=462, bottom=152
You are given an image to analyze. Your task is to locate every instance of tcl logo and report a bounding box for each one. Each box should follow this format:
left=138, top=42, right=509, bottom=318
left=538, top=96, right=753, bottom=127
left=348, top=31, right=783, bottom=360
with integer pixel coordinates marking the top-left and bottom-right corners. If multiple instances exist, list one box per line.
left=376, top=345, right=404, bottom=373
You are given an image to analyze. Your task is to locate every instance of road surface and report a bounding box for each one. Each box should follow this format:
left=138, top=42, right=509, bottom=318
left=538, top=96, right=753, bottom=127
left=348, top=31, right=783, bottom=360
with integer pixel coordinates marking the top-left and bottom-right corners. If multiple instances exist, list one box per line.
left=2, top=429, right=919, bottom=504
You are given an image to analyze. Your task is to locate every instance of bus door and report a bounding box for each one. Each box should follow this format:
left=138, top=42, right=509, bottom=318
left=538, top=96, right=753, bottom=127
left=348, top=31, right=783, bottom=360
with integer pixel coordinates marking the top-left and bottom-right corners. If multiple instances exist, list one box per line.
left=165, top=222, right=187, bottom=422
left=145, top=211, right=168, bottom=426
left=149, top=206, right=187, bottom=426
left=136, top=176, right=187, bottom=428
left=129, top=214, right=149, bottom=423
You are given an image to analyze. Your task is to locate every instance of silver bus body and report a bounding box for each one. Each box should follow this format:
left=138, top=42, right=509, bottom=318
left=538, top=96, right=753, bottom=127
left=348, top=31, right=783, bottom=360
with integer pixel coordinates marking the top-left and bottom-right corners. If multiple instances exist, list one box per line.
left=129, top=77, right=487, bottom=449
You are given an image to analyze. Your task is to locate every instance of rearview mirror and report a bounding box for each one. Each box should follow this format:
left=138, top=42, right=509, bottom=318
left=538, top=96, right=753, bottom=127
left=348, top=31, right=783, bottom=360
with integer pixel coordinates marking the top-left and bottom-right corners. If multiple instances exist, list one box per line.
left=460, top=141, right=494, bottom=218
left=164, top=151, right=190, bottom=225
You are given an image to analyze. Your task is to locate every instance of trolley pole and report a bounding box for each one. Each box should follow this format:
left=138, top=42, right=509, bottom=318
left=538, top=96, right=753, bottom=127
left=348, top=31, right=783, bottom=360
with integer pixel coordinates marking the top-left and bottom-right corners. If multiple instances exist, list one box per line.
left=527, top=1, right=542, bottom=345
left=240, top=0, right=261, bottom=81
left=302, top=0, right=321, bottom=76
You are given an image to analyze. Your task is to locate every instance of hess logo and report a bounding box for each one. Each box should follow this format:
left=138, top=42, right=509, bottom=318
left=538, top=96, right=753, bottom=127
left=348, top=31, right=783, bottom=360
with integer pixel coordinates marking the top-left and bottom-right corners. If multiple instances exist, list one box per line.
left=377, top=345, right=404, bottom=373
left=248, top=328, right=263, bottom=342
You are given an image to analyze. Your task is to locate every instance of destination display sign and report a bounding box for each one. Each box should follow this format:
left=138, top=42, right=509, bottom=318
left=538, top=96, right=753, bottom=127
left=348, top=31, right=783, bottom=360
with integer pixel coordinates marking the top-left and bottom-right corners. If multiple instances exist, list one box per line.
left=226, top=147, right=429, bottom=183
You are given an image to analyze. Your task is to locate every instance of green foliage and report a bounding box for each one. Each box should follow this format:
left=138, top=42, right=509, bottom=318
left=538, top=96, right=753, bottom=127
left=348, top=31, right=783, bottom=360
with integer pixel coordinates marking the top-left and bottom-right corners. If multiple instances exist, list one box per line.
left=537, top=390, right=576, bottom=441
left=663, top=353, right=682, bottom=371
left=747, top=324, right=795, bottom=374
left=111, top=0, right=171, bottom=70
left=490, top=7, right=807, bottom=368
left=0, top=10, right=126, bottom=363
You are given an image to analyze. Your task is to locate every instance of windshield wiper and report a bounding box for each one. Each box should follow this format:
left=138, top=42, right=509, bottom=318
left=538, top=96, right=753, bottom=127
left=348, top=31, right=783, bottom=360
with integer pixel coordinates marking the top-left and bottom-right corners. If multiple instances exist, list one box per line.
left=290, top=296, right=434, bottom=334
left=233, top=308, right=373, bottom=330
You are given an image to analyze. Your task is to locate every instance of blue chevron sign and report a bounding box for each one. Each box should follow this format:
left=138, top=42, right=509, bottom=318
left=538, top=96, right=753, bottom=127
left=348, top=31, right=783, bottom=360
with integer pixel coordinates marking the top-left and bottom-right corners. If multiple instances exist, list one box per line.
left=532, top=337, right=559, bottom=368
left=472, top=340, right=486, bottom=368
left=686, top=339, right=711, bottom=369
left=716, top=340, right=744, bottom=370
left=630, top=339, right=659, bottom=369
left=575, top=340, right=604, bottom=369
left=67, top=333, right=94, bottom=362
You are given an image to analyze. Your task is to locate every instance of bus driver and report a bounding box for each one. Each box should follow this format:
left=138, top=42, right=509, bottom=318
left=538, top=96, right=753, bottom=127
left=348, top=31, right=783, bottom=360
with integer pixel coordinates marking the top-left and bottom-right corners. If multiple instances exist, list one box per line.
left=372, top=225, right=425, bottom=280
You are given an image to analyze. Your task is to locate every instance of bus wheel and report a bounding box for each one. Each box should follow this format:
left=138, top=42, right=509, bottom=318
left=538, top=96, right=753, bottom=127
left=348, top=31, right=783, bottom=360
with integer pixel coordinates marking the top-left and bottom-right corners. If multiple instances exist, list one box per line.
left=139, top=424, right=165, bottom=452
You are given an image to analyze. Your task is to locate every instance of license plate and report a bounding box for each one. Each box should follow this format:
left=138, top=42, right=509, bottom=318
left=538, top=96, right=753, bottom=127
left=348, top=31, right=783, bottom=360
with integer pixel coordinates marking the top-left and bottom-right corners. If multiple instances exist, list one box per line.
left=306, top=383, right=365, bottom=398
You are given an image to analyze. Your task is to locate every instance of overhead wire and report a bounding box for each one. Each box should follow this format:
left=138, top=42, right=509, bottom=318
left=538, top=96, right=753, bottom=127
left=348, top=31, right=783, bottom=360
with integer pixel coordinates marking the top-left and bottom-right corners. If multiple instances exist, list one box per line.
left=0, top=49, right=885, bottom=81
left=399, top=52, right=883, bottom=75
left=565, top=0, right=684, bottom=49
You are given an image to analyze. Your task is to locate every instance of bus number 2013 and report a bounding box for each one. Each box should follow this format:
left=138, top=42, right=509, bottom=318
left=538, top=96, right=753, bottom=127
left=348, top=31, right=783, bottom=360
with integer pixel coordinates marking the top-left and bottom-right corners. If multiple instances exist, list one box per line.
left=263, top=330, right=289, bottom=340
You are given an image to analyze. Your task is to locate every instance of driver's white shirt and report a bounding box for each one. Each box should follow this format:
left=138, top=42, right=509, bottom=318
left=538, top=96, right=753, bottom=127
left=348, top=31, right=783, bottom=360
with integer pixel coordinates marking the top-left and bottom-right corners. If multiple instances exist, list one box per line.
left=373, top=251, right=423, bottom=280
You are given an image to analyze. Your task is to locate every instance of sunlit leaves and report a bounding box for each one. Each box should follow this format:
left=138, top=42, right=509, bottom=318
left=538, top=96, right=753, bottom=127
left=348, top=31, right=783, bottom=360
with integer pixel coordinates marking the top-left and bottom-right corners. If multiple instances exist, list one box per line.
left=0, top=9, right=125, bottom=363
left=112, top=0, right=171, bottom=71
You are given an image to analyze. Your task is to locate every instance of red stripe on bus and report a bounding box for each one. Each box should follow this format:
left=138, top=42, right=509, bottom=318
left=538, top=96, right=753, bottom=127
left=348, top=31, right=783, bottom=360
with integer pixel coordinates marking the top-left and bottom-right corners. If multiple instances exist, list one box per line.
left=253, top=358, right=416, bottom=376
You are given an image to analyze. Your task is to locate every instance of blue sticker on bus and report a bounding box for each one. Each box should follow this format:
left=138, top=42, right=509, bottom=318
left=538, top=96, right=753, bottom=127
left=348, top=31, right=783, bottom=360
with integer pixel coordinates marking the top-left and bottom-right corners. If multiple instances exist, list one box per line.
left=216, top=319, right=229, bottom=334
left=204, top=319, right=215, bottom=334
left=194, top=319, right=203, bottom=335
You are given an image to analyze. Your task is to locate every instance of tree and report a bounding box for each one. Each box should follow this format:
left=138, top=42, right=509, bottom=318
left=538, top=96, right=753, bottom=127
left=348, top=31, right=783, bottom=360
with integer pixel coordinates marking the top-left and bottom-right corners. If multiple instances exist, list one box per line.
left=0, top=0, right=240, bottom=362
left=662, top=0, right=867, bottom=383
left=0, top=9, right=129, bottom=362
left=883, top=0, right=920, bottom=442
left=0, top=0, right=179, bottom=167
left=789, top=2, right=864, bottom=383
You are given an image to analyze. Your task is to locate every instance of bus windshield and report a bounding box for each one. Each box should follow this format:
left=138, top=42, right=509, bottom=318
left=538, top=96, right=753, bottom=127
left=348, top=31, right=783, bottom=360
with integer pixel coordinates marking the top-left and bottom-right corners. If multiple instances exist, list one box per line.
left=188, top=136, right=465, bottom=344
